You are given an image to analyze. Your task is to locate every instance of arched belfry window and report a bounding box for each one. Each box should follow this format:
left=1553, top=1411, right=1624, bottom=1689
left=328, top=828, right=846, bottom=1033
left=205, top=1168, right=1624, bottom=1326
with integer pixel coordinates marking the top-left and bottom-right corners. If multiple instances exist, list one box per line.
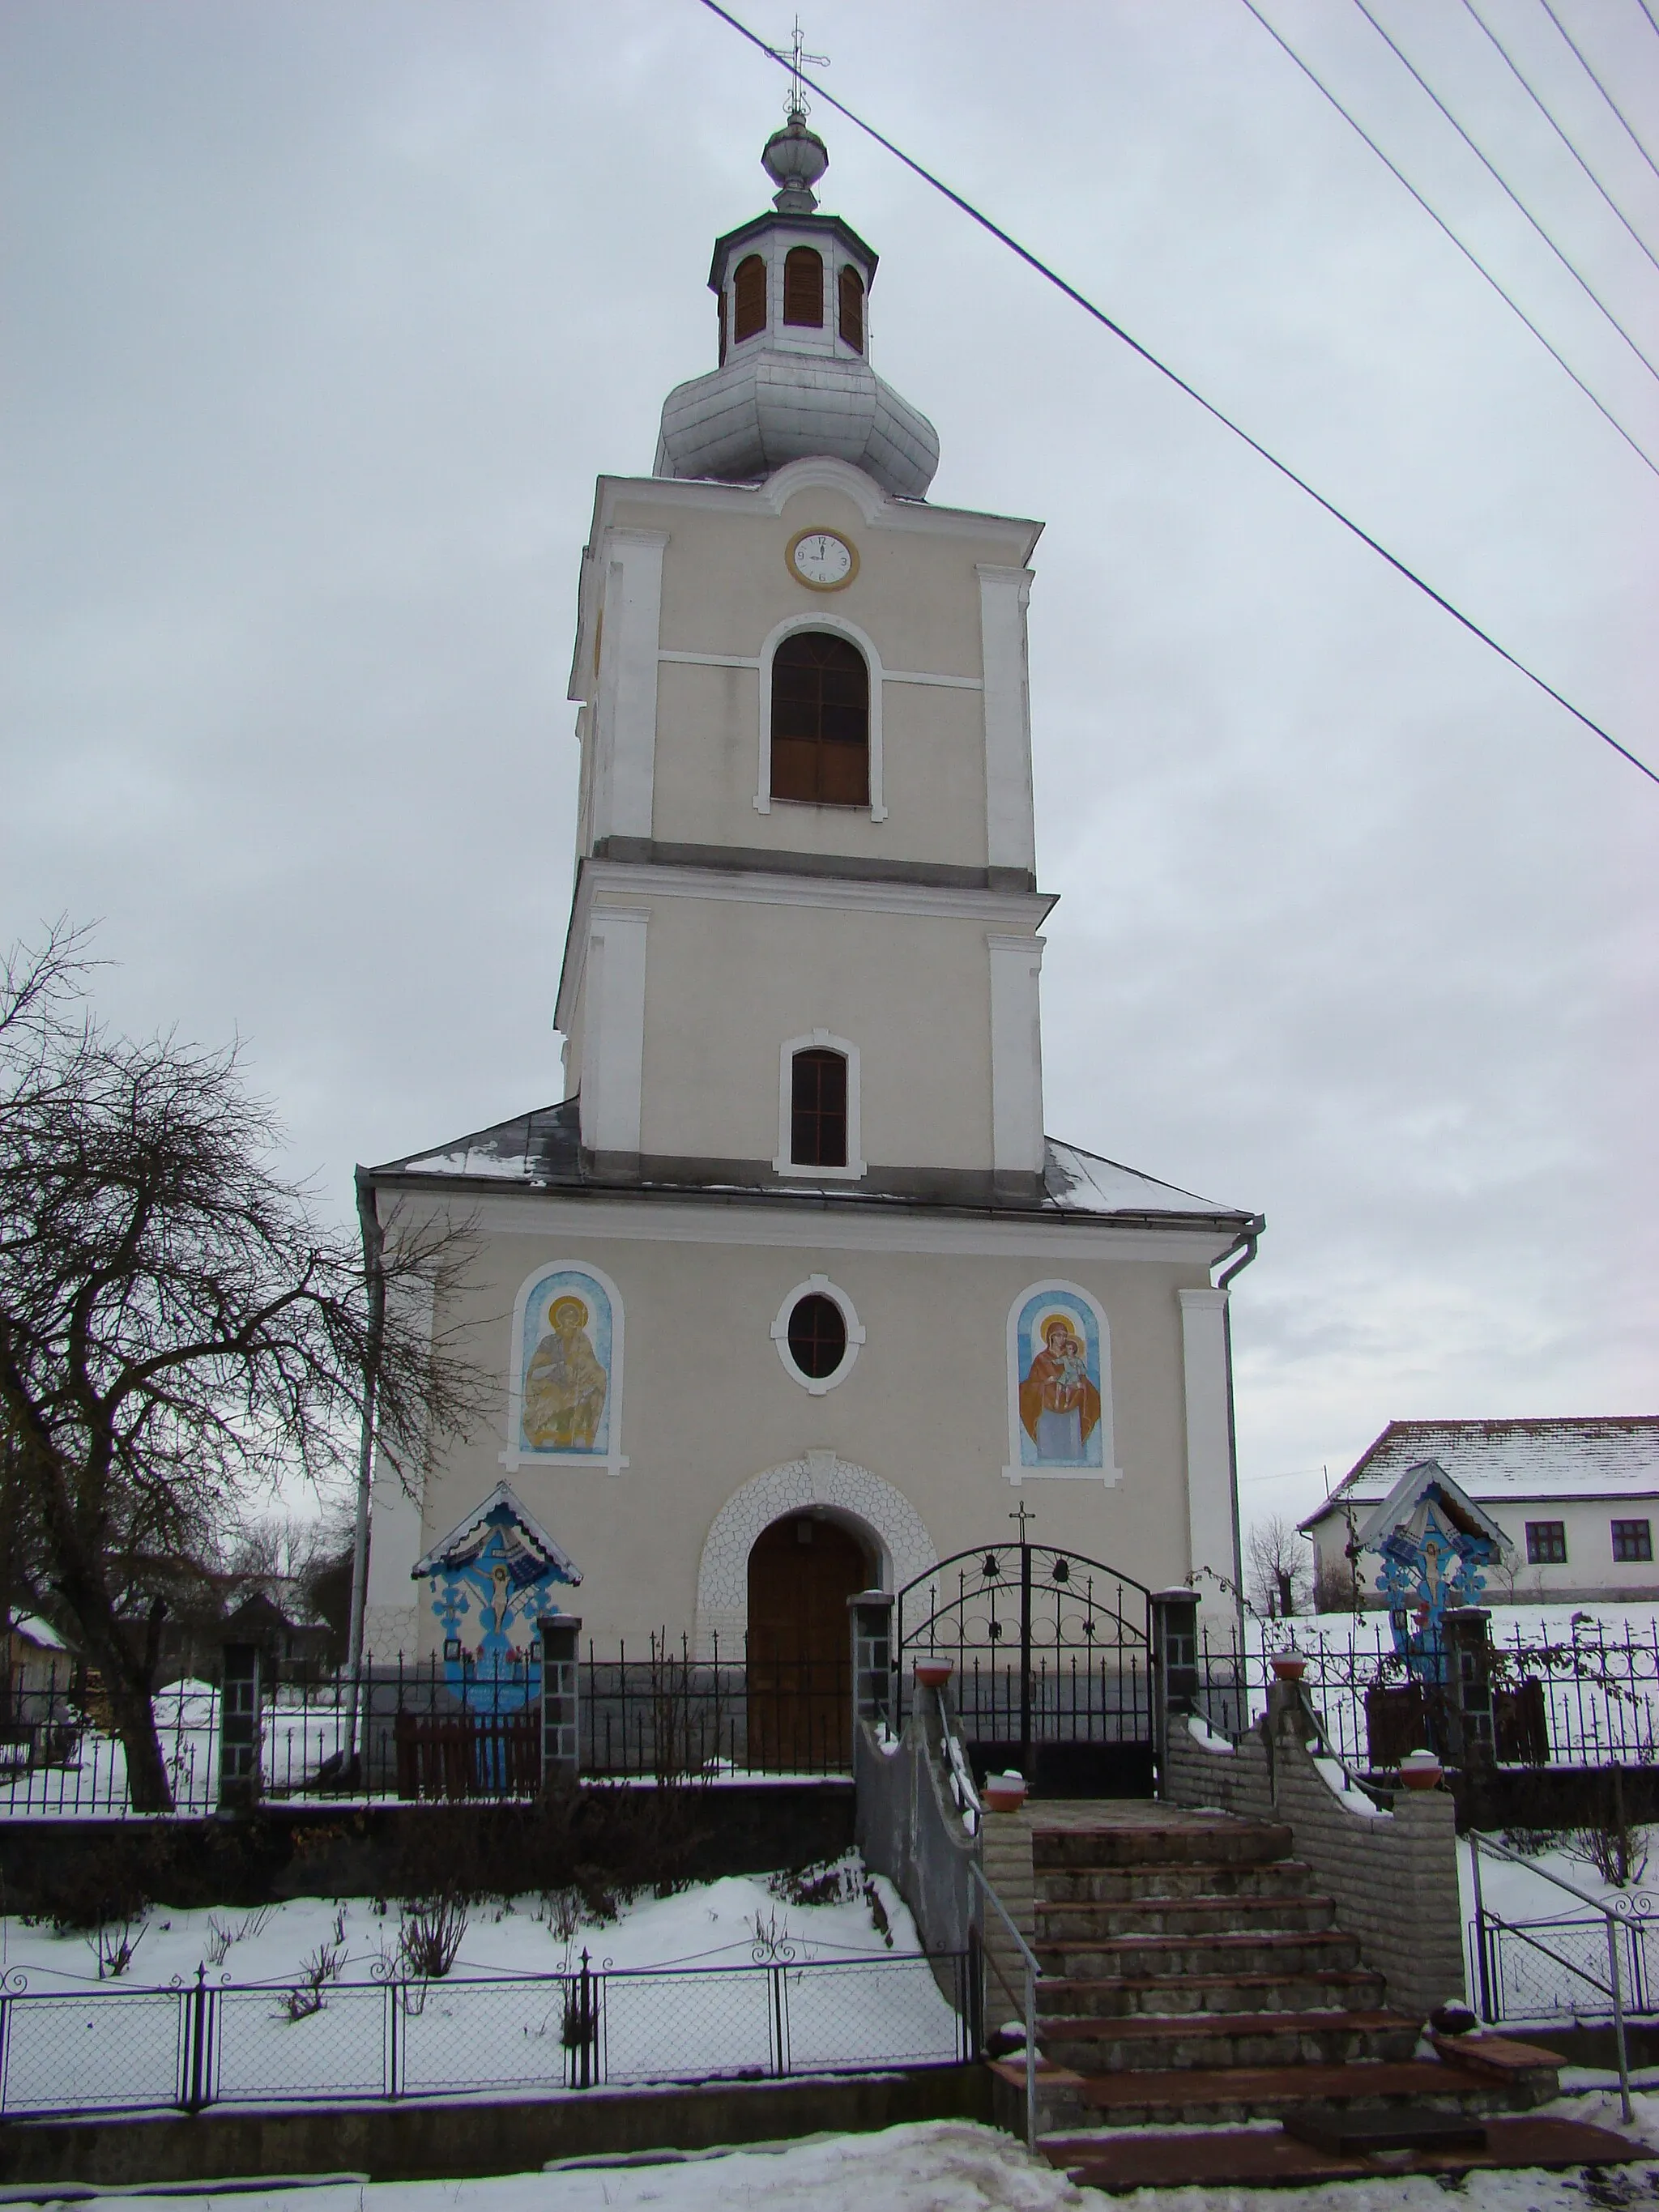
left=717, top=290, right=727, bottom=365
left=733, top=255, right=767, bottom=343
left=791, top=1048, right=847, bottom=1168
left=783, top=246, right=824, bottom=327
left=838, top=266, right=865, bottom=354
left=771, top=633, right=869, bottom=806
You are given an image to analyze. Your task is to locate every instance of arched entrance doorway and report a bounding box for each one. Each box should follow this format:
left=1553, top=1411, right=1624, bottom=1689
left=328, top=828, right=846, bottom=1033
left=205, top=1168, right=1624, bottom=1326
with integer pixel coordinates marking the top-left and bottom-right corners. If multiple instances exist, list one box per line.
left=747, top=1513, right=871, bottom=1770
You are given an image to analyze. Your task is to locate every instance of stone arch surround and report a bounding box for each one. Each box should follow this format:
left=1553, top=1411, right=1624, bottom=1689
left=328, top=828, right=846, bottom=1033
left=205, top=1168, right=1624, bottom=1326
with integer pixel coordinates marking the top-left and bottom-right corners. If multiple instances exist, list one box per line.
left=695, top=1453, right=936, bottom=1654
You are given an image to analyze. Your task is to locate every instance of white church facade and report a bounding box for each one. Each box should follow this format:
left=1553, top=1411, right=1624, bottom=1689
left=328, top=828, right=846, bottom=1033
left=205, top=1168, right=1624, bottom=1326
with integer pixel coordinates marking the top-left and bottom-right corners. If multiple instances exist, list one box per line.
left=359, top=112, right=1261, bottom=1678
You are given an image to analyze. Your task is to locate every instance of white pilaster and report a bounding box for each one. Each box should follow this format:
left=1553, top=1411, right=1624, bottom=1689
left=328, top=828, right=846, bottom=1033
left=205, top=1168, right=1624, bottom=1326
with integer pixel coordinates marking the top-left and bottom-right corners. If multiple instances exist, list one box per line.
left=593, top=530, right=667, bottom=842
left=986, top=931, right=1046, bottom=1178
left=1179, top=1286, right=1235, bottom=1592
left=977, top=565, right=1037, bottom=875
left=579, top=905, right=650, bottom=1160
left=364, top=1271, right=435, bottom=1657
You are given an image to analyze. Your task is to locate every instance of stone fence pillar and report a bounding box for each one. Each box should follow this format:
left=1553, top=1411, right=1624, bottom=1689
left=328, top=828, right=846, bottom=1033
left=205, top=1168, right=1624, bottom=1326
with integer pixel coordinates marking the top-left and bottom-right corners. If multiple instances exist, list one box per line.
left=1443, top=1605, right=1494, bottom=1771
left=218, top=1640, right=262, bottom=1813
left=539, top=1616, right=582, bottom=1789
left=848, top=1590, right=895, bottom=1737
left=1150, top=1587, right=1200, bottom=1791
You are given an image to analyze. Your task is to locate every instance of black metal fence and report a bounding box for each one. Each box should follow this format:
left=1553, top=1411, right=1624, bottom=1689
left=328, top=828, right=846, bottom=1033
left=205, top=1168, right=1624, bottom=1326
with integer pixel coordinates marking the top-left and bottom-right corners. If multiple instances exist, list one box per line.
left=0, top=1639, right=854, bottom=1819
left=1192, top=1616, right=1659, bottom=1774
left=0, top=1948, right=975, bottom=2117
left=1468, top=1907, right=1656, bottom=2024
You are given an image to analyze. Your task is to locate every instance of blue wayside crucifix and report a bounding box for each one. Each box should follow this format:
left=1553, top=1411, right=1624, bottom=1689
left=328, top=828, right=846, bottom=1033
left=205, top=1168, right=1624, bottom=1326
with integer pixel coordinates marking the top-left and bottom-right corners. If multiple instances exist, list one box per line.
left=1352, top=1459, right=1509, bottom=1682
left=412, top=1482, right=582, bottom=1716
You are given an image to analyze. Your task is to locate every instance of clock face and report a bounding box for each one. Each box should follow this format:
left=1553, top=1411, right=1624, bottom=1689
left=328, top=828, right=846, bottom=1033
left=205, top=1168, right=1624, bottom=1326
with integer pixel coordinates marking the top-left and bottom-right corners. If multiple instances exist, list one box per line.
left=787, top=529, right=858, bottom=590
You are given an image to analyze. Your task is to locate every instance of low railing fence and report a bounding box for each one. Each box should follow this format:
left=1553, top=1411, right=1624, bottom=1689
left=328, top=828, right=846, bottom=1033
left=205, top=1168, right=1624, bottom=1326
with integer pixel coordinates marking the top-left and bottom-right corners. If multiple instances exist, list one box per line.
left=1192, top=1617, right=1659, bottom=1774
left=0, top=1640, right=855, bottom=1819
left=0, top=1946, right=975, bottom=2118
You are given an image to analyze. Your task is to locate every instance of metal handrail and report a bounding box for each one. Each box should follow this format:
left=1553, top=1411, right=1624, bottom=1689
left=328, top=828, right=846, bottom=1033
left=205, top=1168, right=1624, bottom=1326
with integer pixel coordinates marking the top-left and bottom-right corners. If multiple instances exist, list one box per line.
left=1469, top=1830, right=1636, bottom=2121
left=970, top=1860, right=1040, bottom=2151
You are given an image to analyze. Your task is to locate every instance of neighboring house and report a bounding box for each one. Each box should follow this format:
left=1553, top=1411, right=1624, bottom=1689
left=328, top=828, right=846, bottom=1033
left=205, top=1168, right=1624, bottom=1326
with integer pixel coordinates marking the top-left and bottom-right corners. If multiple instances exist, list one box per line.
left=1301, top=1418, right=1659, bottom=1609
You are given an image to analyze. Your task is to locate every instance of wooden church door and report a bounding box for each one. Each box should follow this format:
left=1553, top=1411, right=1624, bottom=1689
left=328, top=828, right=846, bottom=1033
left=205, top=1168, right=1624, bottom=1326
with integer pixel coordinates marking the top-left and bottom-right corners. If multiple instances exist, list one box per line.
left=746, top=1515, right=870, bottom=1770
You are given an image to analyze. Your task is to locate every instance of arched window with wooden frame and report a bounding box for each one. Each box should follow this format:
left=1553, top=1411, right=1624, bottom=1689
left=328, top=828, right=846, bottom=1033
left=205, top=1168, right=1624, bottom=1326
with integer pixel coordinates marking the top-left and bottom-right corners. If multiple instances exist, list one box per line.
left=770, top=632, right=869, bottom=806
left=790, top=1048, right=848, bottom=1168
left=732, top=255, right=767, bottom=343
left=783, top=246, right=824, bottom=327
left=717, top=289, right=727, bottom=365
left=838, top=265, right=865, bottom=354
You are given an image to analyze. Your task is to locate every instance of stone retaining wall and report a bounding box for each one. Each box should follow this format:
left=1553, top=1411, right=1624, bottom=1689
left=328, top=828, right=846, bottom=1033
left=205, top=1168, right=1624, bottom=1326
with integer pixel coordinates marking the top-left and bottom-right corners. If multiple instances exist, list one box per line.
left=1165, top=1687, right=1465, bottom=2019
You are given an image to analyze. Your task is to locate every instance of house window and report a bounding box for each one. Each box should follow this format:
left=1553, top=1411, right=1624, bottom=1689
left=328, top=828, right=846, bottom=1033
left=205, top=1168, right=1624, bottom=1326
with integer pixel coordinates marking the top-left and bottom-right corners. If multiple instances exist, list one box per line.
left=717, top=289, right=727, bottom=365
left=771, top=632, right=869, bottom=805
left=733, top=254, right=767, bottom=342
left=1612, top=1519, right=1653, bottom=1562
left=791, top=1048, right=847, bottom=1167
left=838, top=264, right=864, bottom=352
left=783, top=246, right=823, bottom=326
left=1525, top=1520, right=1567, bottom=1566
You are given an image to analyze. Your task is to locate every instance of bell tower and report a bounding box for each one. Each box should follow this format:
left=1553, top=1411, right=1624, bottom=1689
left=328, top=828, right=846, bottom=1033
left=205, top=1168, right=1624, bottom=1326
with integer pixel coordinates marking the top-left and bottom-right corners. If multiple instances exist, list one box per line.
left=558, top=116, right=1053, bottom=1205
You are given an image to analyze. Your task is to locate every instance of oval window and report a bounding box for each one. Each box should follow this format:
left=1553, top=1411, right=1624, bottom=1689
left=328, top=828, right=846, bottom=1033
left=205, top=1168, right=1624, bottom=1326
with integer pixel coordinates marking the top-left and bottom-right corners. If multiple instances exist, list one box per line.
left=787, top=1293, right=847, bottom=1380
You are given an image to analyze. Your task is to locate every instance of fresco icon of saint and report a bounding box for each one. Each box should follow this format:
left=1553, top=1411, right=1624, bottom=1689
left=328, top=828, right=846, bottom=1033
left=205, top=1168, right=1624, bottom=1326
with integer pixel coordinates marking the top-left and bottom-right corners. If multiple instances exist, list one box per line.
left=1015, top=1293, right=1103, bottom=1468
left=520, top=1272, right=611, bottom=1455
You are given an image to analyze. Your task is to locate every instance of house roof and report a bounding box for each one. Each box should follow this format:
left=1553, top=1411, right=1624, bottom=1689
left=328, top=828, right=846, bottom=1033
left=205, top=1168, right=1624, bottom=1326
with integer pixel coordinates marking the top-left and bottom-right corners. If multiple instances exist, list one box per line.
left=1301, top=1417, right=1659, bottom=1531
left=367, top=1097, right=1257, bottom=1230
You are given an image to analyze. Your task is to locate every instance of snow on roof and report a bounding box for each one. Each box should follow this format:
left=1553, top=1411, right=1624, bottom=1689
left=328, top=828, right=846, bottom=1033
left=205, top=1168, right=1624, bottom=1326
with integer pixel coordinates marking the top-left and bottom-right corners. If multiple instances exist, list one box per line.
left=9, top=1614, right=65, bottom=1651
left=1303, top=1418, right=1659, bottom=1529
left=373, top=1102, right=1255, bottom=1225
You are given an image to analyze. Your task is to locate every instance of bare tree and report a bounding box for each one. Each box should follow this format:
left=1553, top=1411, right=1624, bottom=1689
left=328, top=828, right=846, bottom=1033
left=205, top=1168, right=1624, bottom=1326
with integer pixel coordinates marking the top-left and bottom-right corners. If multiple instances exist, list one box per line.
left=0, top=923, right=485, bottom=1810
left=1246, top=1513, right=1312, bottom=1621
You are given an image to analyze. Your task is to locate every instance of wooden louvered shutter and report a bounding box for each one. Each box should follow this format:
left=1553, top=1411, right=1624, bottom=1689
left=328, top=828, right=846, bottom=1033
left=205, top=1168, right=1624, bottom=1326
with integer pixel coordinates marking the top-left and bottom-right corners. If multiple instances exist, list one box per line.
left=838, top=266, right=864, bottom=354
left=733, top=256, right=767, bottom=342
left=783, top=247, right=824, bottom=327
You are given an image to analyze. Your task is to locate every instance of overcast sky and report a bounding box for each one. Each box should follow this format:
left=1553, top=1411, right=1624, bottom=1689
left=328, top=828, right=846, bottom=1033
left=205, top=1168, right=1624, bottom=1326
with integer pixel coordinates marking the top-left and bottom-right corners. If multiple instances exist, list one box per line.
left=5, top=0, right=1657, bottom=1543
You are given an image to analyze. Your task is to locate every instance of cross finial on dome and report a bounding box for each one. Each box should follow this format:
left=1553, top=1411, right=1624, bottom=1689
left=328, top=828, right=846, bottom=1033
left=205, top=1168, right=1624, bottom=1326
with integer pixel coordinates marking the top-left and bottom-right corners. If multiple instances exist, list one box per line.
left=761, top=17, right=830, bottom=213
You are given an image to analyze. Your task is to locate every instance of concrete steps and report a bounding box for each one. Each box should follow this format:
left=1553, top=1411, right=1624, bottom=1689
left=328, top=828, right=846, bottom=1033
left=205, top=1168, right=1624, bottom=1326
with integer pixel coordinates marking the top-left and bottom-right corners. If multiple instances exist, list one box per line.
left=987, top=1800, right=1582, bottom=2177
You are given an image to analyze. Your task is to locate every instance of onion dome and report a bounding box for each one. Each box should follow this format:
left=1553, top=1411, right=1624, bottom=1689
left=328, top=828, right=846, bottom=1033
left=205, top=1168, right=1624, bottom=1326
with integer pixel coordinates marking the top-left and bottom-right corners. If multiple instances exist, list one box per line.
left=654, top=116, right=940, bottom=501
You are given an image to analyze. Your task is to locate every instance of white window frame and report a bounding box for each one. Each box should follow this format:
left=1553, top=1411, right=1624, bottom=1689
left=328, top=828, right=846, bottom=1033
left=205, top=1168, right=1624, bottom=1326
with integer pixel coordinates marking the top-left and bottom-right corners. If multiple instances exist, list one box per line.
left=754, top=612, right=886, bottom=822
left=774, top=1029, right=866, bottom=1181
left=771, top=1274, right=866, bottom=1396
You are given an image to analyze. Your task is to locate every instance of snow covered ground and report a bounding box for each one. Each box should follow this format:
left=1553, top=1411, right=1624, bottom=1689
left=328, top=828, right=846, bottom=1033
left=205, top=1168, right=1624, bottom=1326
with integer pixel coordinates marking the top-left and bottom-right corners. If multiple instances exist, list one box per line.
left=22, top=2111, right=1659, bottom=2212
left=0, top=1861, right=966, bottom=2115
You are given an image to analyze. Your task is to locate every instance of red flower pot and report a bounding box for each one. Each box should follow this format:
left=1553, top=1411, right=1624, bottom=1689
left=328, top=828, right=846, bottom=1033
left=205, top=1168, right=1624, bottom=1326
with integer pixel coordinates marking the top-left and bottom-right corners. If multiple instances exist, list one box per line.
left=1271, top=1655, right=1307, bottom=1683
left=983, top=1772, right=1028, bottom=1813
left=913, top=1660, right=953, bottom=1690
left=1399, top=1750, right=1443, bottom=1791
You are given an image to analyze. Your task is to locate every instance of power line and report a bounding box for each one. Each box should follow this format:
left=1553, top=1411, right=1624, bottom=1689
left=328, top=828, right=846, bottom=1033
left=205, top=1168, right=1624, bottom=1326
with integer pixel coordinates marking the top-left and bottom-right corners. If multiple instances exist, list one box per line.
left=1638, top=0, right=1659, bottom=45
left=1241, top=0, right=1659, bottom=479
left=1351, top=0, right=1659, bottom=386
left=693, top=0, right=1659, bottom=790
left=1541, top=0, right=1659, bottom=183
left=1462, top=0, right=1659, bottom=279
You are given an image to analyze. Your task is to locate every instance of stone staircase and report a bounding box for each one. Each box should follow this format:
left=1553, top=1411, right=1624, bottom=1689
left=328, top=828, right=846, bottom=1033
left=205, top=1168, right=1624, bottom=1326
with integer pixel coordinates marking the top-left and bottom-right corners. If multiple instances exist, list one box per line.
left=986, top=1802, right=1635, bottom=2189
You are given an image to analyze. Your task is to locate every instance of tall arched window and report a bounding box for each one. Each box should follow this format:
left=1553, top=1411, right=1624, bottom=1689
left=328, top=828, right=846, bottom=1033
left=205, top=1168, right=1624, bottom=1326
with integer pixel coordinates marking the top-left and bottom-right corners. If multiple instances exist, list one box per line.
left=783, top=246, right=824, bottom=327
left=771, top=633, right=869, bottom=805
left=791, top=1048, right=847, bottom=1167
left=838, top=266, right=865, bottom=354
left=733, top=255, right=767, bottom=342
left=717, top=290, right=727, bottom=365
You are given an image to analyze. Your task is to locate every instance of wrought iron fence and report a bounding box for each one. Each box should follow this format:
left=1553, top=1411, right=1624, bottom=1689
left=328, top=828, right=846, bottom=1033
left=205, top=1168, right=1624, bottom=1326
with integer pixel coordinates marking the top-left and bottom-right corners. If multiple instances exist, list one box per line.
left=0, top=1948, right=975, bottom=2117
left=1192, top=1615, right=1659, bottom=1773
left=0, top=1639, right=854, bottom=1819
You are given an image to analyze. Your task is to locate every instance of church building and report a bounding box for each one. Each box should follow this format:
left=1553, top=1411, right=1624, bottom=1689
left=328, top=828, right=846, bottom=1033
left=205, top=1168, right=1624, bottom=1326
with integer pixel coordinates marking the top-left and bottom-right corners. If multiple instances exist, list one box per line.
left=359, top=110, right=1261, bottom=1682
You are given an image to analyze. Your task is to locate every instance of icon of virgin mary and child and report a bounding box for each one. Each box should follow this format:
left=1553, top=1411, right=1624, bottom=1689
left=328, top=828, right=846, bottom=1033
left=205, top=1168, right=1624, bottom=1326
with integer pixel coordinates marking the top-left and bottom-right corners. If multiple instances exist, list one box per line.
left=522, top=1294, right=608, bottom=1451
left=1019, top=1309, right=1102, bottom=1464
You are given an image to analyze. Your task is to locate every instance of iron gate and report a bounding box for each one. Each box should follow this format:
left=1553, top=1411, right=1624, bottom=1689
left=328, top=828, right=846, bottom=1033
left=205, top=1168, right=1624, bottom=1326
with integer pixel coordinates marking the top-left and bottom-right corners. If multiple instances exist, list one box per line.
left=895, top=1536, right=1154, bottom=1796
